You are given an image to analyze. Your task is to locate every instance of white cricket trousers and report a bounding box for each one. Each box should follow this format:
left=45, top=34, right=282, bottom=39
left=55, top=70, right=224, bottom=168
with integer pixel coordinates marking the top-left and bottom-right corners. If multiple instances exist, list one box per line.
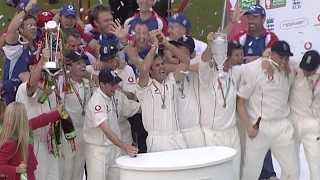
left=241, top=118, right=299, bottom=180
left=236, top=116, right=247, bottom=178
left=59, top=127, right=86, bottom=180
left=34, top=141, right=59, bottom=180
left=147, top=131, right=187, bottom=152
left=86, top=143, right=121, bottom=180
left=181, top=125, right=205, bottom=148
left=289, top=113, right=320, bottom=180
left=202, top=126, right=241, bottom=180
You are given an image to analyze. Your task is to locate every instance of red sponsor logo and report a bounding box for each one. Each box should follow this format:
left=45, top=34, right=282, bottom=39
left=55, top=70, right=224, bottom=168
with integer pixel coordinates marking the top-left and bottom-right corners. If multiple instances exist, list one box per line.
left=304, top=42, right=312, bottom=50
left=128, top=77, right=134, bottom=83
left=95, top=105, right=102, bottom=111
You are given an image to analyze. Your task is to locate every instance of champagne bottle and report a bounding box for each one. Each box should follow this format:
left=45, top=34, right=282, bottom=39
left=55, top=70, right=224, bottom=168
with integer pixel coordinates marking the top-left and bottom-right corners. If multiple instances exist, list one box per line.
left=20, top=172, right=28, bottom=180
left=253, top=117, right=261, bottom=130
left=60, top=109, right=77, bottom=140
left=38, top=75, right=55, bottom=104
left=132, top=133, right=138, bottom=158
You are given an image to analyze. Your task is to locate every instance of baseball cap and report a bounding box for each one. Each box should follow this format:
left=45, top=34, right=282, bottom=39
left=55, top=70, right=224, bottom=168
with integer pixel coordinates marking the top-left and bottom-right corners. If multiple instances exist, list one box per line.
left=166, top=13, right=191, bottom=30
left=65, top=51, right=88, bottom=64
left=271, top=41, right=293, bottom=57
left=37, top=11, right=54, bottom=28
left=17, top=0, right=41, bottom=13
left=99, top=44, right=118, bottom=62
left=98, top=68, right=122, bottom=84
left=60, top=4, right=77, bottom=17
left=169, top=35, right=195, bottom=52
left=244, top=5, right=266, bottom=17
left=299, top=50, right=320, bottom=72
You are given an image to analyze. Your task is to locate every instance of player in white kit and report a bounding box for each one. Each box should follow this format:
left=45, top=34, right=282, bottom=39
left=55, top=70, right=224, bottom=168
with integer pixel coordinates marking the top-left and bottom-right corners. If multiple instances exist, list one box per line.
left=86, top=44, right=137, bottom=147
left=198, top=32, right=242, bottom=180
left=287, top=50, right=320, bottom=180
left=16, top=47, right=59, bottom=180
left=237, top=41, right=299, bottom=180
left=164, top=35, right=205, bottom=148
left=83, top=68, right=139, bottom=180
left=58, top=51, right=92, bottom=180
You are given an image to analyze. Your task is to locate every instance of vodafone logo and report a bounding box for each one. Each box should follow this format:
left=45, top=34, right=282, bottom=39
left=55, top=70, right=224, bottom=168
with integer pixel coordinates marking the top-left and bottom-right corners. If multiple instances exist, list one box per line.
left=280, top=18, right=308, bottom=30
left=95, top=105, right=102, bottom=111
left=304, top=42, right=312, bottom=50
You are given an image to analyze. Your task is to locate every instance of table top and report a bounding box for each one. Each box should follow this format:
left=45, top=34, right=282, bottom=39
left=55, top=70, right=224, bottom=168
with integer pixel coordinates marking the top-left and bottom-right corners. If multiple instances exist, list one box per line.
left=116, top=146, right=236, bottom=171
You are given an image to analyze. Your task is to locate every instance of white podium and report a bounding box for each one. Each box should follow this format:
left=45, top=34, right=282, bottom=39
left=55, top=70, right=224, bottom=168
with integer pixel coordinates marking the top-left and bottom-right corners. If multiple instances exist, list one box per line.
left=116, top=146, right=236, bottom=180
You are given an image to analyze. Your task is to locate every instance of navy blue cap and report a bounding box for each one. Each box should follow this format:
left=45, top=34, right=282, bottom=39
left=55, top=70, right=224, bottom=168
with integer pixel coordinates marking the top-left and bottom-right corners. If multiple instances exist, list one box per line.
left=17, top=0, right=41, bottom=13
left=166, top=13, right=191, bottom=30
left=60, top=4, right=77, bottom=17
left=244, top=5, right=266, bottom=16
left=99, top=68, right=122, bottom=84
left=169, top=35, right=195, bottom=52
left=300, top=50, right=320, bottom=72
left=99, top=44, right=118, bottom=62
left=65, top=51, right=88, bottom=64
left=271, top=41, right=293, bottom=57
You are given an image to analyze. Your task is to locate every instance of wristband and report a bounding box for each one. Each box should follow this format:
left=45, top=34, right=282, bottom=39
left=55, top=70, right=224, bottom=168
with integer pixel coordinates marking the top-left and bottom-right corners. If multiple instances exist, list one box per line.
left=121, top=39, right=129, bottom=46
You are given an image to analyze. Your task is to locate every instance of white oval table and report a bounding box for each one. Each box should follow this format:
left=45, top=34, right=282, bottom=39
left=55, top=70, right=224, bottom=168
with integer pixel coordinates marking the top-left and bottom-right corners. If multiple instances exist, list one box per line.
left=116, top=146, right=236, bottom=180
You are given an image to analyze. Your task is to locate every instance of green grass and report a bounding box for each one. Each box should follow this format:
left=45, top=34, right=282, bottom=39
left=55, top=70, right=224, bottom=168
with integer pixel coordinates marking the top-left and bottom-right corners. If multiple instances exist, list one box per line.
left=0, top=0, right=223, bottom=70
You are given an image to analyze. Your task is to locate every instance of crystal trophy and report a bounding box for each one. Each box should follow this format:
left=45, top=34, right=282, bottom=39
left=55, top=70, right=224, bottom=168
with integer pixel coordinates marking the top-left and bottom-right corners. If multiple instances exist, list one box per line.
left=211, top=30, right=228, bottom=78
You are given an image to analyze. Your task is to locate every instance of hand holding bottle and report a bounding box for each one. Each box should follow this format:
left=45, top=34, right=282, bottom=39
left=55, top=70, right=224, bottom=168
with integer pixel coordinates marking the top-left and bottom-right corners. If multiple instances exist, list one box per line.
left=56, top=100, right=65, bottom=115
left=16, top=162, right=27, bottom=173
left=124, top=144, right=138, bottom=158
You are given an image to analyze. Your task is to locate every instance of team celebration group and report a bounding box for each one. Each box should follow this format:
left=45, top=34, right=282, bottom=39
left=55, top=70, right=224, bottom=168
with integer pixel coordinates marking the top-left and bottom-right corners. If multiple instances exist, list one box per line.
left=0, top=0, right=319, bottom=180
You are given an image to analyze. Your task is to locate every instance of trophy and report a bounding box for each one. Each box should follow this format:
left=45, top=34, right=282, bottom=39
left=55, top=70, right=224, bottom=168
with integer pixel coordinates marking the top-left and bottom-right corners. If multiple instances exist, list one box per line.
left=44, top=20, right=62, bottom=76
left=211, top=30, right=228, bottom=78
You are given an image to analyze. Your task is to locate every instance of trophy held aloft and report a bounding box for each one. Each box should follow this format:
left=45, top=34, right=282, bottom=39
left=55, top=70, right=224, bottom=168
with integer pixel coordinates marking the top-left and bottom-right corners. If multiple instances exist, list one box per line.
left=43, top=20, right=62, bottom=76
left=211, top=30, right=228, bottom=78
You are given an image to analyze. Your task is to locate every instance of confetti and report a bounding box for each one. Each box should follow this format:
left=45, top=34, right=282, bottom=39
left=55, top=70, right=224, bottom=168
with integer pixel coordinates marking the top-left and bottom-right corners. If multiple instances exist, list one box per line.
left=2, top=23, right=5, bottom=26
left=171, top=0, right=174, bottom=3
left=80, top=8, right=84, bottom=12
left=199, top=30, right=204, bottom=36
left=120, top=1, right=124, bottom=6
left=99, top=0, right=103, bottom=4
left=215, top=12, right=217, bottom=15
left=0, top=15, right=3, bottom=20
left=85, top=16, right=88, bottom=21
left=207, top=24, right=213, bottom=28
left=117, top=6, right=121, bottom=10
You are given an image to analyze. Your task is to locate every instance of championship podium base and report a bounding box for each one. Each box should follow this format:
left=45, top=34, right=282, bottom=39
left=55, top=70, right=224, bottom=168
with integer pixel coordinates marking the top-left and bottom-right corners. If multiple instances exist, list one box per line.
left=116, top=146, right=236, bottom=180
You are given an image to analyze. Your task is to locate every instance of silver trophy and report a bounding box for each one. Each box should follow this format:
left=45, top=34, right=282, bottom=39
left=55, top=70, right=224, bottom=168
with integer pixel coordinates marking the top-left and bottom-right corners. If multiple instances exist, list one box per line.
left=44, top=20, right=61, bottom=76
left=211, top=30, right=228, bottom=78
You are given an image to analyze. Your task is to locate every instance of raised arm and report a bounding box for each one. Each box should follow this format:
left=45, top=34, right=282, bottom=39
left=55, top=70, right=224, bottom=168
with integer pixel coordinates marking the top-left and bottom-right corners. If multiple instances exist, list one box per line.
left=27, top=47, right=49, bottom=96
left=110, top=20, right=143, bottom=70
left=6, top=0, right=38, bottom=44
left=159, top=34, right=190, bottom=83
left=138, top=30, right=159, bottom=87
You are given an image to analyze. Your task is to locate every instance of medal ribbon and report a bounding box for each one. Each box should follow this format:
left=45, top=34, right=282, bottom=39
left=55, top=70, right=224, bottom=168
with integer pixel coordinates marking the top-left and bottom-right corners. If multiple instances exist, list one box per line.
left=180, top=78, right=185, bottom=97
left=70, top=80, right=86, bottom=115
left=311, top=74, right=320, bottom=99
left=218, top=78, right=231, bottom=107
left=152, top=80, right=166, bottom=107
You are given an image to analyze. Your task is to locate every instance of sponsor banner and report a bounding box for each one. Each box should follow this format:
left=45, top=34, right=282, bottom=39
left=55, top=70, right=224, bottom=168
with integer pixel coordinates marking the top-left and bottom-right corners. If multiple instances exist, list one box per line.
left=227, top=0, right=320, bottom=61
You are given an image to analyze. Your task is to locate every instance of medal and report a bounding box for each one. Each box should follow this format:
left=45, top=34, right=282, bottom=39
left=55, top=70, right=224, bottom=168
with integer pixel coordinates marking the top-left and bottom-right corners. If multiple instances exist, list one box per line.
left=218, top=78, right=231, bottom=108
left=70, top=80, right=87, bottom=116
left=152, top=80, right=167, bottom=110
left=181, top=94, right=186, bottom=99
left=82, top=111, right=85, bottom=116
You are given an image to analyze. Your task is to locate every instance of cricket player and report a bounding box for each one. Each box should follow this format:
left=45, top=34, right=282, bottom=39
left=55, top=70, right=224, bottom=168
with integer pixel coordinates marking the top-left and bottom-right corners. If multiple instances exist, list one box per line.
left=16, top=47, right=59, bottom=180
left=83, top=68, right=140, bottom=180
left=198, top=32, right=243, bottom=180
left=58, top=51, right=92, bottom=180
left=237, top=41, right=299, bottom=180
left=164, top=35, right=205, bottom=148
